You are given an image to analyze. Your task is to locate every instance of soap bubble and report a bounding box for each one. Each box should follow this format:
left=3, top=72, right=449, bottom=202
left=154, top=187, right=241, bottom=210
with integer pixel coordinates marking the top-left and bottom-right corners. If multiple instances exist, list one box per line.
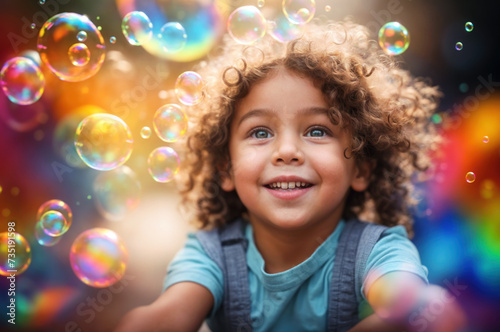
left=110, top=36, right=116, bottom=44
left=1, top=57, right=45, bottom=105
left=77, top=31, right=87, bottom=42
left=227, top=6, right=267, bottom=45
left=465, top=172, right=476, bottom=183
left=267, top=12, right=303, bottom=43
left=37, top=199, right=73, bottom=235
left=68, top=43, right=91, bottom=67
left=258, top=0, right=265, bottom=8
left=282, top=0, right=316, bottom=25
left=455, top=42, right=463, bottom=51
left=153, top=104, right=188, bottom=142
left=140, top=126, right=151, bottom=139
left=465, top=22, right=473, bottom=32
left=40, top=210, right=69, bottom=237
left=378, top=22, right=410, bottom=55
left=483, top=136, right=489, bottom=143
left=175, top=71, right=203, bottom=106
left=116, top=0, right=224, bottom=62
left=93, top=166, right=141, bottom=221
left=34, top=221, right=62, bottom=247
left=121, top=11, right=153, bottom=46
left=148, top=147, right=180, bottom=183
left=75, top=113, right=134, bottom=171
left=70, top=228, right=128, bottom=288
left=325, top=5, right=331, bottom=12
left=159, top=22, right=187, bottom=53
left=37, top=12, right=106, bottom=82
left=0, top=232, right=31, bottom=276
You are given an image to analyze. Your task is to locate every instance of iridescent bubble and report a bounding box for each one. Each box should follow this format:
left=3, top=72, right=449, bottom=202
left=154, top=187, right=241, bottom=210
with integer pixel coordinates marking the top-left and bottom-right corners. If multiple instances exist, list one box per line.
left=227, top=6, right=267, bottom=45
left=0, top=232, right=31, bottom=276
left=282, top=0, right=316, bottom=25
left=325, top=5, right=331, bottom=12
left=148, top=147, right=180, bottom=183
left=267, top=12, right=303, bottom=43
left=39, top=0, right=46, bottom=4
left=140, top=126, right=151, bottom=139
left=37, top=13, right=106, bottom=82
left=465, top=22, right=474, bottom=32
left=75, top=113, right=134, bottom=171
left=1, top=57, right=45, bottom=105
left=31, top=23, right=36, bottom=30
left=93, top=166, right=141, bottom=221
left=77, top=30, right=87, bottom=42
left=34, top=221, right=62, bottom=247
left=116, top=0, right=225, bottom=62
left=153, top=104, right=188, bottom=142
left=40, top=210, right=69, bottom=237
left=159, top=22, right=187, bottom=53
left=110, top=36, right=116, bottom=44
left=37, top=199, right=73, bottom=235
left=455, top=42, right=463, bottom=51
left=378, top=22, right=410, bottom=55
left=68, top=43, right=91, bottom=67
left=121, top=11, right=153, bottom=46
left=175, top=71, right=203, bottom=106
left=466, top=172, right=476, bottom=183
left=483, top=136, right=489, bottom=143
left=258, top=0, right=265, bottom=8
left=70, top=228, right=128, bottom=288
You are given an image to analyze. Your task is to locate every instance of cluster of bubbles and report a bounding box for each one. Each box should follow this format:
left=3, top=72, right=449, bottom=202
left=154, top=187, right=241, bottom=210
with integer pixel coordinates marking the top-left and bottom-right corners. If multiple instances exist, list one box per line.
left=35, top=200, right=72, bottom=247
left=37, top=13, right=106, bottom=82
left=456, top=22, right=473, bottom=51
left=0, top=232, right=32, bottom=276
left=69, top=228, right=128, bottom=287
left=378, top=22, right=410, bottom=55
left=466, top=171, right=476, bottom=184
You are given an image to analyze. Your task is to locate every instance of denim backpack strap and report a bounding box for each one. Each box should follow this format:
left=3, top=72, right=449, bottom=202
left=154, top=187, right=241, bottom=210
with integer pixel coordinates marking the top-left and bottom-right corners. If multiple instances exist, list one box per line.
left=327, top=219, right=387, bottom=332
left=195, top=219, right=252, bottom=332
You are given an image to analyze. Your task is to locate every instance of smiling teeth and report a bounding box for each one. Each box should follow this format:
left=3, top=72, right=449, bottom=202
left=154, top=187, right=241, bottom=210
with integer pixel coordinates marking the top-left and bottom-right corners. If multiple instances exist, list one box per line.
left=270, top=181, right=308, bottom=189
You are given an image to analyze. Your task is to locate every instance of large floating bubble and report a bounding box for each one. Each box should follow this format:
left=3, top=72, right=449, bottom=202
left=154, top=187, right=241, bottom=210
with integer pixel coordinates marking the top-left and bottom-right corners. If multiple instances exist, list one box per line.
left=159, top=22, right=187, bottom=53
left=267, top=12, right=303, bottom=43
left=175, top=71, right=203, bottom=106
left=227, top=6, right=267, bottom=45
left=70, top=228, right=128, bottom=288
left=1, top=57, right=45, bottom=105
left=35, top=221, right=62, bottom=247
left=75, top=113, right=134, bottom=171
left=93, top=166, right=141, bottom=221
left=116, top=0, right=224, bottom=62
left=153, top=104, right=188, bottom=142
left=37, top=199, right=73, bottom=236
left=38, top=13, right=106, bottom=82
left=40, top=210, right=69, bottom=237
left=378, top=22, right=410, bottom=55
left=148, top=147, right=180, bottom=183
left=121, top=11, right=153, bottom=46
left=0, top=232, right=31, bottom=276
left=282, top=0, right=316, bottom=25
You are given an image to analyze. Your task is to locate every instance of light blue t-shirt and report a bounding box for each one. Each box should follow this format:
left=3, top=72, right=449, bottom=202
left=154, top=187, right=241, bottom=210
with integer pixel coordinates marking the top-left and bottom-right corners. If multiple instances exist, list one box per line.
left=163, top=220, right=428, bottom=331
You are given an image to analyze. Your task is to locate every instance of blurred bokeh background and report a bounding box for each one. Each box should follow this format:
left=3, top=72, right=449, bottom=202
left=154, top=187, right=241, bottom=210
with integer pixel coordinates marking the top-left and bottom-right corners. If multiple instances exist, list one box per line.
left=0, top=0, right=499, bottom=331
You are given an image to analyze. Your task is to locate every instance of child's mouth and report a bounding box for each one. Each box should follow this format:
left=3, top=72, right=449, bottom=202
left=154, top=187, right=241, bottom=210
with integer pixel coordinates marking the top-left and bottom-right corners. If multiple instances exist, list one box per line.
left=264, top=181, right=313, bottom=190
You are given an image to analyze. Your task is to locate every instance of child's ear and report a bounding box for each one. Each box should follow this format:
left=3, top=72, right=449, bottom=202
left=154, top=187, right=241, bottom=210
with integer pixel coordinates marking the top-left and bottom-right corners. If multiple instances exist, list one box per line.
left=219, top=161, right=235, bottom=192
left=351, top=160, right=373, bottom=192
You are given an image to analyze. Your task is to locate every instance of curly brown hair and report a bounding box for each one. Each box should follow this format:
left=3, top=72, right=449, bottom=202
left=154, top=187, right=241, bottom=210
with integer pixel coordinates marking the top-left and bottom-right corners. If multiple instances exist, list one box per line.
left=177, top=19, right=441, bottom=237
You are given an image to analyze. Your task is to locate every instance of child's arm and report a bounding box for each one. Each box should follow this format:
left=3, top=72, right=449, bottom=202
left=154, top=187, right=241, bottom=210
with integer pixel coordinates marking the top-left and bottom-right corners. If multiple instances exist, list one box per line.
left=114, top=282, right=213, bottom=332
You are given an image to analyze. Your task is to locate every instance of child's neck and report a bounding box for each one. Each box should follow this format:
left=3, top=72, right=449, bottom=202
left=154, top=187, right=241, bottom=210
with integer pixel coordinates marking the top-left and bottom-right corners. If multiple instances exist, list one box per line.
left=251, top=218, right=341, bottom=274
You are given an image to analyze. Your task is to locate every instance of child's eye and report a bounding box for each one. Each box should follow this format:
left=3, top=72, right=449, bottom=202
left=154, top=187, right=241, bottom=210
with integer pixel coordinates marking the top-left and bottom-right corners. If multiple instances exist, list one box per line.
left=250, top=128, right=271, bottom=139
left=306, top=127, right=329, bottom=137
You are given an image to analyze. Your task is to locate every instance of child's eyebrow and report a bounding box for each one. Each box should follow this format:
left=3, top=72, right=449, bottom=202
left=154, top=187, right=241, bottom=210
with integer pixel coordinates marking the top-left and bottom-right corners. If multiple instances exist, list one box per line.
left=237, top=107, right=330, bottom=126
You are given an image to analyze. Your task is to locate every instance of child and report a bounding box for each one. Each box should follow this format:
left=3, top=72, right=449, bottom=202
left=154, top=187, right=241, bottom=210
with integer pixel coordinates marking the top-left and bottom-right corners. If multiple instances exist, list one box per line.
left=115, top=19, right=465, bottom=332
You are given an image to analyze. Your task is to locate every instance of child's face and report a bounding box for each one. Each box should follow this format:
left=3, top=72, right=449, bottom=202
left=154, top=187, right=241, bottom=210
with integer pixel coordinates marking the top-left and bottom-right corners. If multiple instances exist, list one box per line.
left=221, top=68, right=370, bottom=231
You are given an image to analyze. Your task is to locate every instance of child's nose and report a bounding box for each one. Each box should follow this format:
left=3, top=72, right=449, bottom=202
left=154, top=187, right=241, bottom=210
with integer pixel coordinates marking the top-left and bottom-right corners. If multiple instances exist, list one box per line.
left=271, top=136, right=304, bottom=165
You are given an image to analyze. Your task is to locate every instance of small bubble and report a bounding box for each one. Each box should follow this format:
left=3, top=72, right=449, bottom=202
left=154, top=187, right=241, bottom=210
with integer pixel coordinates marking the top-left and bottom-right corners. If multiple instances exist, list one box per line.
left=465, top=22, right=474, bottom=32
left=87, top=194, right=92, bottom=200
left=455, top=42, right=463, bottom=51
left=483, top=136, right=489, bottom=143
left=325, top=5, right=331, bottom=12
left=39, top=0, right=46, bottom=4
left=77, top=31, right=88, bottom=42
left=257, top=0, right=265, bottom=7
left=96, top=16, right=100, bottom=20
left=98, top=26, right=102, bottom=31
left=227, top=6, right=267, bottom=45
left=31, top=23, right=36, bottom=29
left=140, top=126, right=151, bottom=139
left=68, top=43, right=91, bottom=67
left=110, top=36, right=116, bottom=44
left=121, top=11, right=153, bottom=46
left=378, top=22, right=410, bottom=55
left=465, top=172, right=476, bottom=183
